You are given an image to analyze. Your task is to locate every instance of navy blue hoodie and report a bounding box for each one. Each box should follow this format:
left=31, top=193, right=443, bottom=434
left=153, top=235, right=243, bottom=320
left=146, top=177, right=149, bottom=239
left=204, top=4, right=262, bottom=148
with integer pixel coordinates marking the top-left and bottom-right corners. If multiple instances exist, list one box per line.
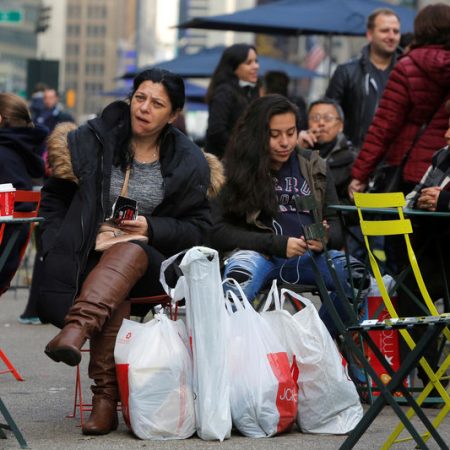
left=0, top=125, right=47, bottom=291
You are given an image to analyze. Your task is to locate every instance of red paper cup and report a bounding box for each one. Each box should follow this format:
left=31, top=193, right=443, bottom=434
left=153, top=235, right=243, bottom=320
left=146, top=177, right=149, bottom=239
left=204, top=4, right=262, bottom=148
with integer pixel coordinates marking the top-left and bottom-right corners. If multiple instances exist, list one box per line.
left=0, top=183, right=16, bottom=219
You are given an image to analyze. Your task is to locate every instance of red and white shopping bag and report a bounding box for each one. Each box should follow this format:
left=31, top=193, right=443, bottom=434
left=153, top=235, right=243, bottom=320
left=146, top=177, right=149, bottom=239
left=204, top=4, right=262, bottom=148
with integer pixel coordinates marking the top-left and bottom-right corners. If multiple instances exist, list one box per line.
left=260, top=281, right=363, bottom=434
left=364, top=275, right=411, bottom=395
left=224, top=279, right=297, bottom=437
left=114, top=315, right=195, bottom=440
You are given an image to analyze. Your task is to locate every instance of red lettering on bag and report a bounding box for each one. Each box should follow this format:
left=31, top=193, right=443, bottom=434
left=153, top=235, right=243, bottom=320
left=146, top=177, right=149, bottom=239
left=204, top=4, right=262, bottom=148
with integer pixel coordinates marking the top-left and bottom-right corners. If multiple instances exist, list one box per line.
left=267, top=352, right=298, bottom=433
left=366, top=295, right=410, bottom=396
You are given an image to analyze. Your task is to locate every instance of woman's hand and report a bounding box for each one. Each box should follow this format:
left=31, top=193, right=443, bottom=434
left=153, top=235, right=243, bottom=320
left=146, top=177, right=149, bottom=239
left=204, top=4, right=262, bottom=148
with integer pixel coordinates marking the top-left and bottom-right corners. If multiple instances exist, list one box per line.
left=416, top=186, right=441, bottom=211
left=306, top=239, right=324, bottom=252
left=298, top=129, right=317, bottom=148
left=348, top=178, right=367, bottom=201
left=118, top=215, right=148, bottom=236
left=286, top=237, right=308, bottom=258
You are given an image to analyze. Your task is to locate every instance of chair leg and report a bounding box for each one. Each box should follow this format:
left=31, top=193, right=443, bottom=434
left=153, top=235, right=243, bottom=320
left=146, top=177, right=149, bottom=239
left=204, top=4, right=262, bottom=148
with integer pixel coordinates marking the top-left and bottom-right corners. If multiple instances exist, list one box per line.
left=340, top=324, right=450, bottom=450
left=0, top=397, right=29, bottom=449
left=66, top=348, right=92, bottom=427
left=0, top=349, right=24, bottom=381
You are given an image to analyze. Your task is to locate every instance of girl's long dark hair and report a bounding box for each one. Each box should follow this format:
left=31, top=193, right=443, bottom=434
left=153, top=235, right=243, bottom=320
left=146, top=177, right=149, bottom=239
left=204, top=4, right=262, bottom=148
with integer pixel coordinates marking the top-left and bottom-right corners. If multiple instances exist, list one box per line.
left=221, top=94, right=300, bottom=219
left=206, top=44, right=256, bottom=103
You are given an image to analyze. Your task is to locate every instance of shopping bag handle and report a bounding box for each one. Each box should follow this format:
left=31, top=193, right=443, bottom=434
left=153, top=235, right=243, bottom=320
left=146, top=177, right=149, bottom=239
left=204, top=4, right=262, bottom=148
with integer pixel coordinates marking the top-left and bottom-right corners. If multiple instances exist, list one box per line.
left=222, top=277, right=255, bottom=313
left=280, top=288, right=314, bottom=310
left=159, top=250, right=186, bottom=301
left=224, top=289, right=243, bottom=314
left=261, top=279, right=284, bottom=312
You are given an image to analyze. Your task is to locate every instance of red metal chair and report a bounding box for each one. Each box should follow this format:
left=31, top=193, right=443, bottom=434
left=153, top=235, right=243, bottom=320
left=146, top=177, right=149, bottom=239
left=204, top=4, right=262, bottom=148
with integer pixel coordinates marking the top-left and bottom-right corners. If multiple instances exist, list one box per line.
left=0, top=190, right=41, bottom=382
left=67, top=293, right=175, bottom=427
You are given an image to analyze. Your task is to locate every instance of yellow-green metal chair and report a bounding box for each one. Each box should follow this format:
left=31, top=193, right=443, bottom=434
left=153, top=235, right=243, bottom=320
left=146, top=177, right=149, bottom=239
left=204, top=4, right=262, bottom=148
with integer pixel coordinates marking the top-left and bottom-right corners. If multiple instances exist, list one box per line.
left=354, top=191, right=450, bottom=449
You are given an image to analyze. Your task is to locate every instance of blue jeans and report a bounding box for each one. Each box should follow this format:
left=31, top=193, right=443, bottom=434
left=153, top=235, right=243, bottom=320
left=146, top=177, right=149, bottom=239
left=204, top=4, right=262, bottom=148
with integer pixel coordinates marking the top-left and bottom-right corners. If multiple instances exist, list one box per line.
left=223, top=249, right=363, bottom=338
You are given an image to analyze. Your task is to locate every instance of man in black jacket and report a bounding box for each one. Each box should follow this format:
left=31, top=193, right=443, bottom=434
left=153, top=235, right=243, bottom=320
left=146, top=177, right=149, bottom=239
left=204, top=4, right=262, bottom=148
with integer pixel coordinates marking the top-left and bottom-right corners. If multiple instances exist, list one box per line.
left=325, top=8, right=401, bottom=150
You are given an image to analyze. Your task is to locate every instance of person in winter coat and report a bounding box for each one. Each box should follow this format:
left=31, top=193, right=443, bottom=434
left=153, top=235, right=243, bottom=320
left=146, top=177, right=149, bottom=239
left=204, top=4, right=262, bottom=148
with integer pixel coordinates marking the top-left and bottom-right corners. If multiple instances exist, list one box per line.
left=0, top=93, right=47, bottom=295
left=41, top=69, right=222, bottom=436
left=35, top=88, right=74, bottom=133
left=349, top=3, right=450, bottom=199
left=205, top=43, right=260, bottom=159
left=299, top=98, right=356, bottom=204
left=325, top=8, right=401, bottom=150
left=209, top=94, right=369, bottom=339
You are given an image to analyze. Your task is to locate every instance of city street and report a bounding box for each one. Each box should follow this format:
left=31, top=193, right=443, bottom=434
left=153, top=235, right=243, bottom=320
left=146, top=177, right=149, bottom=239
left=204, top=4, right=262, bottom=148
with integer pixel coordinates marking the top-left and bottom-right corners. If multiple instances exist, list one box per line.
left=1, top=287, right=449, bottom=450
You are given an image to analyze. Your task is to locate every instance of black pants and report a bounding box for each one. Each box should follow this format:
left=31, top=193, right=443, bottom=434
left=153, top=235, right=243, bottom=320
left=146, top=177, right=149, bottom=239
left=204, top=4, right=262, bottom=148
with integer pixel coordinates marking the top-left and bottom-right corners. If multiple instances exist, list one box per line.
left=396, top=222, right=450, bottom=383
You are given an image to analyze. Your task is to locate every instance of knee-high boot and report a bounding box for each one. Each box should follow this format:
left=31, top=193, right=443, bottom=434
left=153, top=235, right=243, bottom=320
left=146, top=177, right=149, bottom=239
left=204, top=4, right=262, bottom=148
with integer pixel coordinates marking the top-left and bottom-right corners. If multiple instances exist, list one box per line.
left=45, top=242, right=148, bottom=366
left=82, top=302, right=130, bottom=435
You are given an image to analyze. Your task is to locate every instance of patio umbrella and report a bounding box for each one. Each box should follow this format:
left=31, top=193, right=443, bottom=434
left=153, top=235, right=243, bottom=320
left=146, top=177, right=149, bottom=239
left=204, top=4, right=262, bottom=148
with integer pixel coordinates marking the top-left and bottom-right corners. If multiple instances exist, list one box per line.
left=177, top=0, right=415, bottom=36
left=120, top=46, right=322, bottom=80
left=101, top=81, right=207, bottom=101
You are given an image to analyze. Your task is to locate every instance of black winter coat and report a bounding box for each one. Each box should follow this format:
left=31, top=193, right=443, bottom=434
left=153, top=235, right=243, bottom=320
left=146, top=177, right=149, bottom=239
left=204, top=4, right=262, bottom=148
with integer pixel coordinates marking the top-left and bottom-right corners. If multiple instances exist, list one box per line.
left=314, top=133, right=356, bottom=204
left=325, top=45, right=398, bottom=150
left=38, top=101, right=211, bottom=327
left=0, top=126, right=47, bottom=291
left=205, top=82, right=259, bottom=158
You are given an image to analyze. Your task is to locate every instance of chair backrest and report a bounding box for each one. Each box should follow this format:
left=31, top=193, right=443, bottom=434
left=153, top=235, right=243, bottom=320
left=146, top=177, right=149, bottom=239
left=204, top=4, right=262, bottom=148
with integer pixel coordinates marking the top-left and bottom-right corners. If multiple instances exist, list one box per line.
left=353, top=192, right=438, bottom=318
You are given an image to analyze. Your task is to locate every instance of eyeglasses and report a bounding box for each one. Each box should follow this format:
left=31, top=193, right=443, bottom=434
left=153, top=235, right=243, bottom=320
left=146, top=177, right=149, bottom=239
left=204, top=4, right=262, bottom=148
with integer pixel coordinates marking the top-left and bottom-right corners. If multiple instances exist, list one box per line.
left=308, top=114, right=341, bottom=123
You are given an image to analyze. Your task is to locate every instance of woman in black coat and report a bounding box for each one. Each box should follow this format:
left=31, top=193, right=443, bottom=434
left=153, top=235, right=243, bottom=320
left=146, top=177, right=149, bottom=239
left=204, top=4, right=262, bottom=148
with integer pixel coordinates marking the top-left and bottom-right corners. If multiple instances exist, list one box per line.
left=0, top=93, right=46, bottom=295
left=41, top=69, right=216, bottom=436
left=205, top=43, right=260, bottom=159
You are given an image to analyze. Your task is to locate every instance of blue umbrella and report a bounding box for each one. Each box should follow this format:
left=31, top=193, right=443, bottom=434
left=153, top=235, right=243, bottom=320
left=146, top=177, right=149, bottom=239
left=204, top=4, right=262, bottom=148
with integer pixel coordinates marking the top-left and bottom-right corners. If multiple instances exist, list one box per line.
left=177, top=0, right=415, bottom=36
left=101, top=81, right=207, bottom=101
left=121, top=46, right=322, bottom=80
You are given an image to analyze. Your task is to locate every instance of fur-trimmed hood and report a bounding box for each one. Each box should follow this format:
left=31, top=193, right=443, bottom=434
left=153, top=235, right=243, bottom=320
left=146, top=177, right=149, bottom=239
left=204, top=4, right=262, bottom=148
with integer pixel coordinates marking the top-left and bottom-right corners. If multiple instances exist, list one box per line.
left=47, top=121, right=225, bottom=197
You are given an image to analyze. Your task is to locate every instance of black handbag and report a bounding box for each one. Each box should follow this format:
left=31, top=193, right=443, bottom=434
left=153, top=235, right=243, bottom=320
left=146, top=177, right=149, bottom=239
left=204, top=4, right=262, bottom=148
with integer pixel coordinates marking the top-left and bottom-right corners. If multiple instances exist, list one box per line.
left=369, top=122, right=429, bottom=193
left=369, top=163, right=404, bottom=193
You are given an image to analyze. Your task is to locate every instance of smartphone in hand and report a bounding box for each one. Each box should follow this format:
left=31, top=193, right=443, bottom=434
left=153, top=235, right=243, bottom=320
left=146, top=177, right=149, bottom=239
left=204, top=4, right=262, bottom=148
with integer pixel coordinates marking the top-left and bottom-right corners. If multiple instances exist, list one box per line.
left=110, top=196, right=138, bottom=224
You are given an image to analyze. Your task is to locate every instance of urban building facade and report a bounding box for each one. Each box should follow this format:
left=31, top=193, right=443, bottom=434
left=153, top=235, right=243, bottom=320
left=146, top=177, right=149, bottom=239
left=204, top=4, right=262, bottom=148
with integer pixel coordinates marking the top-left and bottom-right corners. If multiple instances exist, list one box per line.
left=0, top=0, right=41, bottom=94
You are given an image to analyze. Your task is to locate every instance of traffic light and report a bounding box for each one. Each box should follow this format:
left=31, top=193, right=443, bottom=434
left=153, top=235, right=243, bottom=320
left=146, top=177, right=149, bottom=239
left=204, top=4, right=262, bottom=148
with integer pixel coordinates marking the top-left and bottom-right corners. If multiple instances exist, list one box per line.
left=35, top=5, right=51, bottom=33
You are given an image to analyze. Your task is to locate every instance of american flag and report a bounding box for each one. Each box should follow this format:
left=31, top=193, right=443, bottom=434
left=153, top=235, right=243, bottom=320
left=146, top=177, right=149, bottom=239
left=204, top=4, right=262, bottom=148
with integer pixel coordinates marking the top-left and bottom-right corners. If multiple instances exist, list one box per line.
left=304, top=36, right=326, bottom=71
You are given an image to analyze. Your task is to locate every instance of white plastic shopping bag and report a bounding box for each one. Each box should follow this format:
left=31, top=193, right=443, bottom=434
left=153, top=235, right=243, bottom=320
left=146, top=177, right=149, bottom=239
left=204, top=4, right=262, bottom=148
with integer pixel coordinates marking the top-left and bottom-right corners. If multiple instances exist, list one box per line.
left=224, top=279, right=297, bottom=438
left=160, top=247, right=231, bottom=441
left=114, top=315, right=195, bottom=440
left=261, top=281, right=363, bottom=434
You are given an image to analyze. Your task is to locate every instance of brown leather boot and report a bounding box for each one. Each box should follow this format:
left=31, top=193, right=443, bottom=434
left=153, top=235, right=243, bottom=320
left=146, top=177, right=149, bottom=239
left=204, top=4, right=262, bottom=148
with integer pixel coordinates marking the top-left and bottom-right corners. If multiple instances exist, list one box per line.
left=82, top=302, right=130, bottom=435
left=45, top=243, right=148, bottom=366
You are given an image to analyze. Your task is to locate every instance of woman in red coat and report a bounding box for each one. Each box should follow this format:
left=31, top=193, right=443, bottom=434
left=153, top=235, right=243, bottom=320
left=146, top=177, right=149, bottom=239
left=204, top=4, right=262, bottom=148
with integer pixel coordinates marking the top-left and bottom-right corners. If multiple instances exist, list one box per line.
left=349, top=3, right=450, bottom=198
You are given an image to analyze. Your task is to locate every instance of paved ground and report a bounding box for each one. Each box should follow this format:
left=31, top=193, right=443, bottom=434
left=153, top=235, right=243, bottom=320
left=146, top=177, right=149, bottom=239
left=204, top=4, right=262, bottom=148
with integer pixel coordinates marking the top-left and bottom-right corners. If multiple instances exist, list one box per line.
left=1, top=286, right=449, bottom=450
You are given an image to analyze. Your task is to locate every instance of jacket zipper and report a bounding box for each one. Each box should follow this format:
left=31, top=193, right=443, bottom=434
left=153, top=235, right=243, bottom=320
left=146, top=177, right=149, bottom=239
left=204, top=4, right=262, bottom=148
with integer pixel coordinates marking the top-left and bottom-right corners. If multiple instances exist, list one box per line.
left=73, top=126, right=104, bottom=301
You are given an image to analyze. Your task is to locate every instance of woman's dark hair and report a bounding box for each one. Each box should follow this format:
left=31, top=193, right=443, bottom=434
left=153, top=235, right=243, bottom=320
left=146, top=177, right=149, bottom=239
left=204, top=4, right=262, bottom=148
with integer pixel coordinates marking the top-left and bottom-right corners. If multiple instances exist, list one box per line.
left=206, top=43, right=257, bottom=103
left=221, top=94, right=300, bottom=218
left=130, top=68, right=185, bottom=112
left=410, top=3, right=450, bottom=50
left=0, top=93, right=33, bottom=128
left=263, top=70, right=289, bottom=96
